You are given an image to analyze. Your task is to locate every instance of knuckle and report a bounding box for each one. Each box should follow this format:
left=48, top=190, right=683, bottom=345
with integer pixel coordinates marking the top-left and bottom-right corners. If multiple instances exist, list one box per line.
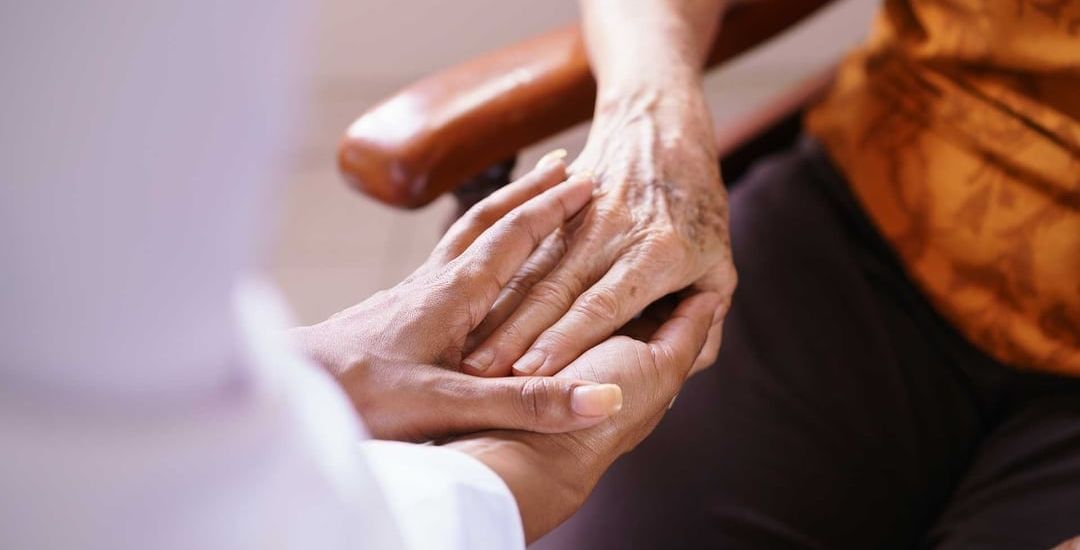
left=502, top=276, right=532, bottom=299
left=529, top=278, right=576, bottom=308
left=593, top=204, right=629, bottom=226
left=641, top=231, right=686, bottom=260
left=500, top=208, right=529, bottom=232
left=534, top=327, right=574, bottom=354
left=448, top=261, right=482, bottom=287
left=449, top=264, right=499, bottom=308
left=464, top=202, right=498, bottom=228
left=497, top=317, right=527, bottom=343
left=647, top=341, right=679, bottom=377
left=498, top=207, right=548, bottom=248
left=502, top=264, right=545, bottom=298
left=516, top=378, right=557, bottom=423
left=633, top=342, right=670, bottom=385
left=540, top=227, right=569, bottom=251
left=646, top=340, right=669, bottom=368
left=575, top=287, right=621, bottom=323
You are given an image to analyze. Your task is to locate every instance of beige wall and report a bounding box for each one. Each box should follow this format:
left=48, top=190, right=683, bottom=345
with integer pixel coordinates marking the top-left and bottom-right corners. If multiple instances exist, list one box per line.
left=271, top=0, right=877, bottom=325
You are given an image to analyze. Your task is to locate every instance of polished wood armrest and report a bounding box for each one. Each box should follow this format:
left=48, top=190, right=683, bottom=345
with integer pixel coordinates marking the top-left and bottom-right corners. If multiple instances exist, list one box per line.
left=339, top=0, right=834, bottom=208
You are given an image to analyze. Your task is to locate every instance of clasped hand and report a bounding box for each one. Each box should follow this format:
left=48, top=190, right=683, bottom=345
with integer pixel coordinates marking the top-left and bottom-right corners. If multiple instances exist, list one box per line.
left=292, top=153, right=725, bottom=540
left=292, top=153, right=721, bottom=442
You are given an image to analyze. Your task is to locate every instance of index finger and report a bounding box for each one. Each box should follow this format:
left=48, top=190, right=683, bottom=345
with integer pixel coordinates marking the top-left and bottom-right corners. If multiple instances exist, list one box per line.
left=452, top=173, right=594, bottom=312
left=431, top=151, right=569, bottom=264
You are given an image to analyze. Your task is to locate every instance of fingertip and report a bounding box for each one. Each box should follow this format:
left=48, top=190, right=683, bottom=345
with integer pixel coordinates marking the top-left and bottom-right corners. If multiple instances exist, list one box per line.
left=533, top=158, right=568, bottom=183
left=535, top=148, right=568, bottom=170
left=463, top=347, right=509, bottom=377
left=565, top=170, right=596, bottom=189
left=461, top=357, right=489, bottom=375
left=534, top=174, right=593, bottom=226
left=491, top=154, right=568, bottom=206
left=561, top=171, right=596, bottom=199
left=511, top=349, right=546, bottom=376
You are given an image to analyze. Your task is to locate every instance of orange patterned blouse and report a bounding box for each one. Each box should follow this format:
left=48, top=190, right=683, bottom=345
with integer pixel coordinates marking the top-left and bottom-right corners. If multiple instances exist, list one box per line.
left=806, top=0, right=1080, bottom=375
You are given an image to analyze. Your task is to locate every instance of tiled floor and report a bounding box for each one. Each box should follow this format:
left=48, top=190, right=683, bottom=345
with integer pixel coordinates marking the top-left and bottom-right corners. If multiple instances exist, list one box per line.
left=270, top=0, right=876, bottom=325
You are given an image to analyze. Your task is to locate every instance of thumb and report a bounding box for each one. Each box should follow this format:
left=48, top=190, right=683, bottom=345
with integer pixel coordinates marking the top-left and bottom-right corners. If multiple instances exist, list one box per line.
left=446, top=374, right=623, bottom=435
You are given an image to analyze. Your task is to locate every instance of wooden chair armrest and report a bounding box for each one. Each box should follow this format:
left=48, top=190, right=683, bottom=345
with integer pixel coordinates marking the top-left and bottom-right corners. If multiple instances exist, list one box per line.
left=339, top=0, right=834, bottom=208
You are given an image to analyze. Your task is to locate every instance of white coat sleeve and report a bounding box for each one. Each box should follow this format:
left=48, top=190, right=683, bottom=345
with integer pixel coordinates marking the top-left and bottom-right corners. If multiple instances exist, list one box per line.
left=361, top=441, right=525, bottom=550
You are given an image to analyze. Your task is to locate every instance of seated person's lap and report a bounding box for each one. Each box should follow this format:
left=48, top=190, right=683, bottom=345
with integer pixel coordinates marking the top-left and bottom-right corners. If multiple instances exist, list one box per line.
left=535, top=138, right=1080, bottom=550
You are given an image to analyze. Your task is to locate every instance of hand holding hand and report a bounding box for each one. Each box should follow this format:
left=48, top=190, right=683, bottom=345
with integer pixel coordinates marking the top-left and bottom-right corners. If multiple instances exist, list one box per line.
left=462, top=85, right=735, bottom=379
left=290, top=156, right=624, bottom=441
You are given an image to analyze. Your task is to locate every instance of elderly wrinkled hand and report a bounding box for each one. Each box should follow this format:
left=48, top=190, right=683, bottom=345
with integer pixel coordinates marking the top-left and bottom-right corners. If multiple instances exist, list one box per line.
left=290, top=155, right=624, bottom=442
left=461, top=88, right=735, bottom=380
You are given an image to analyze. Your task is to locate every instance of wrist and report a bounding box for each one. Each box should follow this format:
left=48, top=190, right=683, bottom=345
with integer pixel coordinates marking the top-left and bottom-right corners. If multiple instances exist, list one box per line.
left=586, top=88, right=717, bottom=194
left=593, top=82, right=714, bottom=149
left=595, top=74, right=704, bottom=119
left=595, top=63, right=702, bottom=102
left=287, top=321, right=367, bottom=379
left=446, top=432, right=611, bottom=543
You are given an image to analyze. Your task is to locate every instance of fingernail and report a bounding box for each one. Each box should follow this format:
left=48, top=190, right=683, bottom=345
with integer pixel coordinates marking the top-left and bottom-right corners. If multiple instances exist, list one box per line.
left=571, top=384, right=623, bottom=417
left=536, top=148, right=568, bottom=169
left=511, top=350, right=546, bottom=375
left=462, top=348, right=494, bottom=373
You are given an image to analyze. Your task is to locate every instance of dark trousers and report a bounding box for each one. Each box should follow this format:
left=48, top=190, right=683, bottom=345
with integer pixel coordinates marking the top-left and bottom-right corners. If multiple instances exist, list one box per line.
left=535, top=138, right=1080, bottom=549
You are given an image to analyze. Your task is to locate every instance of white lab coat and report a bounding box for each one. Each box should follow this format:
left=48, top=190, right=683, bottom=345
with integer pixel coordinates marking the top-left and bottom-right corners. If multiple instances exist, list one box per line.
left=0, top=2, right=524, bottom=549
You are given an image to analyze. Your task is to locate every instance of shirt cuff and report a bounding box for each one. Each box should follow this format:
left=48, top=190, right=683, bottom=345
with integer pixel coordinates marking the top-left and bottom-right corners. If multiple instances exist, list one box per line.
left=359, top=440, right=525, bottom=550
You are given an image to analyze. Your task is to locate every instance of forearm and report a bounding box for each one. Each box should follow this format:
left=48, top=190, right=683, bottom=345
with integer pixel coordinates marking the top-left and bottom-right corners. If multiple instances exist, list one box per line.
left=577, top=0, right=726, bottom=196
left=580, top=0, right=725, bottom=101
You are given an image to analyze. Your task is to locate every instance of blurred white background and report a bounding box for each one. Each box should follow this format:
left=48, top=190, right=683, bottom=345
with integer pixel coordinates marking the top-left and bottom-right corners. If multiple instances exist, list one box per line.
left=271, top=0, right=877, bottom=325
